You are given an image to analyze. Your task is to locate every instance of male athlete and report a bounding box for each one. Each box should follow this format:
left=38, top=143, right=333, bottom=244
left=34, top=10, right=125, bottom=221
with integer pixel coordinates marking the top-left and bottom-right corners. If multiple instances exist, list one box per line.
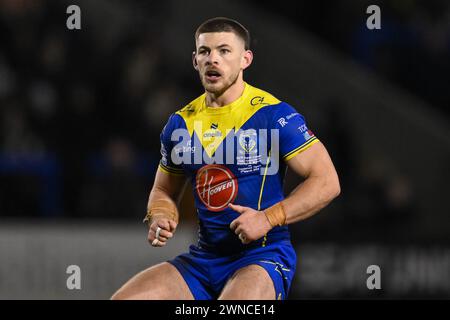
left=112, top=17, right=340, bottom=300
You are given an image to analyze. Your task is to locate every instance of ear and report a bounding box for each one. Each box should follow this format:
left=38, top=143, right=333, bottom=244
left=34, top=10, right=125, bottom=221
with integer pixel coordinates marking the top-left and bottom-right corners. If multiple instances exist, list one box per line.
left=192, top=51, right=199, bottom=71
left=241, top=50, right=253, bottom=70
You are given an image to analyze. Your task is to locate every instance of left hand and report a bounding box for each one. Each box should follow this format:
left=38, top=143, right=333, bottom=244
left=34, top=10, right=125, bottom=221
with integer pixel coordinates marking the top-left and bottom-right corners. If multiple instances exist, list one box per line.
left=229, top=203, right=273, bottom=244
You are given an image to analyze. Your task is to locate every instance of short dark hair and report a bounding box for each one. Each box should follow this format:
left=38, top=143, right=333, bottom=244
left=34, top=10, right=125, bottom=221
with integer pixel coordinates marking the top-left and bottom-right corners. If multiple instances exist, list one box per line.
left=195, top=17, right=251, bottom=50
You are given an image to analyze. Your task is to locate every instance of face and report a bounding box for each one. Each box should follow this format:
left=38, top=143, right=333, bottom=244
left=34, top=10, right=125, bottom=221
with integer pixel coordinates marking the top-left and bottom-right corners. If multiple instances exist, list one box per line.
left=193, top=32, right=253, bottom=95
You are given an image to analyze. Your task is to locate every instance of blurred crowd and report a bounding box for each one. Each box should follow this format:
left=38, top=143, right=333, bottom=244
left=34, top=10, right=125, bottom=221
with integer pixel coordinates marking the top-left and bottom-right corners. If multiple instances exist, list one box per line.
left=0, top=0, right=445, bottom=243
left=0, top=0, right=195, bottom=220
left=256, top=0, right=450, bottom=116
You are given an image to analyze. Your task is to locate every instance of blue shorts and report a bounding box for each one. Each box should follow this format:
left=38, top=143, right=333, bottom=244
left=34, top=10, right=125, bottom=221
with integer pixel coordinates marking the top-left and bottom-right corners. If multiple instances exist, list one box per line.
left=168, top=240, right=297, bottom=300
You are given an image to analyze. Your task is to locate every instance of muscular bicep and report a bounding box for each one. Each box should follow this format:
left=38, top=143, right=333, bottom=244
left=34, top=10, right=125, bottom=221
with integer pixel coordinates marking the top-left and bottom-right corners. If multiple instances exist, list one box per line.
left=286, top=141, right=338, bottom=181
left=150, top=168, right=188, bottom=204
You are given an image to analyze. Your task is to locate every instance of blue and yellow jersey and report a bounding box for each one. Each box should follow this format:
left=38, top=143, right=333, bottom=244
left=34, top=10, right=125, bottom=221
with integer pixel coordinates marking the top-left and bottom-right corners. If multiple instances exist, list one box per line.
left=159, top=83, right=319, bottom=254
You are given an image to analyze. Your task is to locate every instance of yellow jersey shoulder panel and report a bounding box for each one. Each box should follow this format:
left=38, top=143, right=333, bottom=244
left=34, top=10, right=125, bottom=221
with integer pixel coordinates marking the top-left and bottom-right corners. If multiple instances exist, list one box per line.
left=174, top=83, right=281, bottom=157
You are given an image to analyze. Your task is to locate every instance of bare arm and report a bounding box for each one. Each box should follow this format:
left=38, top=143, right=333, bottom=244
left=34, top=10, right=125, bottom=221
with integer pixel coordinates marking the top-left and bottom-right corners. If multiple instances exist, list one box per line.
left=147, top=168, right=188, bottom=211
left=281, top=141, right=340, bottom=224
left=229, top=141, right=340, bottom=244
left=146, top=168, right=188, bottom=247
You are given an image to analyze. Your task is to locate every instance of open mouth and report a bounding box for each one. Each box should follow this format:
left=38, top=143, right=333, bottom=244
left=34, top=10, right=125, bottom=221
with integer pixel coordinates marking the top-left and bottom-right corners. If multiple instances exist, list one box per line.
left=205, top=70, right=222, bottom=81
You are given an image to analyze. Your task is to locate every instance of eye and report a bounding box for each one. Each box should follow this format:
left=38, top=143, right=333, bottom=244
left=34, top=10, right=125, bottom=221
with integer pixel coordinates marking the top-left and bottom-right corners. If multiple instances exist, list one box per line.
left=220, top=48, right=230, bottom=54
left=198, top=49, right=208, bottom=55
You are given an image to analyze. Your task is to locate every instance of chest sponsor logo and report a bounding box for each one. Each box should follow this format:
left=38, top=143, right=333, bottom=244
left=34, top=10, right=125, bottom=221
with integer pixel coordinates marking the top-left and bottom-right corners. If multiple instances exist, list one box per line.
left=196, top=164, right=238, bottom=212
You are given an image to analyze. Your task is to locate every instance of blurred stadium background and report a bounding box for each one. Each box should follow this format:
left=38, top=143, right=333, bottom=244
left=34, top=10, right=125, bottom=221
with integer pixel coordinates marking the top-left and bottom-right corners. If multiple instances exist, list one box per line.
left=0, top=0, right=449, bottom=299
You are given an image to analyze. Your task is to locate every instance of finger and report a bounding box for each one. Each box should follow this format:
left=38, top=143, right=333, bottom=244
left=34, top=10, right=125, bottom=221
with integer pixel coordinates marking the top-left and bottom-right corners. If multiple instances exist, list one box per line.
left=228, top=203, right=246, bottom=214
left=229, top=218, right=240, bottom=231
left=154, top=226, right=170, bottom=239
left=238, top=232, right=250, bottom=244
left=157, top=229, right=173, bottom=239
left=156, top=238, right=167, bottom=247
left=168, top=220, right=177, bottom=232
left=150, top=225, right=162, bottom=239
left=234, top=225, right=244, bottom=236
left=149, top=228, right=172, bottom=240
left=150, top=221, right=167, bottom=233
left=150, top=219, right=170, bottom=232
left=148, top=230, right=170, bottom=242
left=151, top=239, right=167, bottom=247
left=148, top=228, right=155, bottom=241
left=150, top=221, right=159, bottom=232
left=156, top=219, right=171, bottom=231
left=149, top=234, right=168, bottom=245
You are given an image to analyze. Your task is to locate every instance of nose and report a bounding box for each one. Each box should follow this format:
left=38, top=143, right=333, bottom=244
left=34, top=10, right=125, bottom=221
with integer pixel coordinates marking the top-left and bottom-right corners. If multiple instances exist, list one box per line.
left=206, top=50, right=219, bottom=65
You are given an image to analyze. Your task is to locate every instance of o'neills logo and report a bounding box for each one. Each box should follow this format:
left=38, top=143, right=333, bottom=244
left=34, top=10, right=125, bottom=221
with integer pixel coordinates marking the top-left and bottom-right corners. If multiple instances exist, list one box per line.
left=195, top=164, right=238, bottom=212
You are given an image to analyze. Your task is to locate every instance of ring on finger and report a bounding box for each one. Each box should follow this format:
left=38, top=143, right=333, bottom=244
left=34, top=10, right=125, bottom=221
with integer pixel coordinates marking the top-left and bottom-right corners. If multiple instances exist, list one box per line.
left=155, top=227, right=162, bottom=240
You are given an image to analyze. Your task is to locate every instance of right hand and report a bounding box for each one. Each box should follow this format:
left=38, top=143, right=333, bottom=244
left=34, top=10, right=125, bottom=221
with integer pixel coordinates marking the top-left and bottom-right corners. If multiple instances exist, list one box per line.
left=147, top=217, right=177, bottom=247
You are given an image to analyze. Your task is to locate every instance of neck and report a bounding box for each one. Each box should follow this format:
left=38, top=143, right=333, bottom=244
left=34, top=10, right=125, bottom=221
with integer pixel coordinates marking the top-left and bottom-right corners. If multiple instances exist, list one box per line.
left=205, top=77, right=245, bottom=107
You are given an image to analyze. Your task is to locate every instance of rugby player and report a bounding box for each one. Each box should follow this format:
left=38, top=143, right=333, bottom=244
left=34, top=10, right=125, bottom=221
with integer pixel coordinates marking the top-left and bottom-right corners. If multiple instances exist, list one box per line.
left=112, top=17, right=340, bottom=300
